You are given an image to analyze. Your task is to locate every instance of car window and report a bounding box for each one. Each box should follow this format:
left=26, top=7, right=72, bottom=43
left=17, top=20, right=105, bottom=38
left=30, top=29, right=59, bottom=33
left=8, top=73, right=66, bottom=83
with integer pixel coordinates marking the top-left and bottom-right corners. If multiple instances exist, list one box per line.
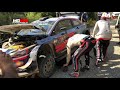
left=72, top=19, right=81, bottom=26
left=52, top=19, right=73, bottom=35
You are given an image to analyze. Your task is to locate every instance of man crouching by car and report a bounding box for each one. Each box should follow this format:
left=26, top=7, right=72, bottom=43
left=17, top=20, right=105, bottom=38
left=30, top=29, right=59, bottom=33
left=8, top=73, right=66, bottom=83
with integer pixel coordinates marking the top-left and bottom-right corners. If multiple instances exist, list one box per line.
left=62, top=34, right=96, bottom=78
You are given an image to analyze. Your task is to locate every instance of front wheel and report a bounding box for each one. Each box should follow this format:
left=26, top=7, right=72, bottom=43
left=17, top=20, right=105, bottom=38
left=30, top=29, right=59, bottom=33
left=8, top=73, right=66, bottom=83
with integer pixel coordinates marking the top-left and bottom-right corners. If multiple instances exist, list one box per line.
left=38, top=54, right=55, bottom=78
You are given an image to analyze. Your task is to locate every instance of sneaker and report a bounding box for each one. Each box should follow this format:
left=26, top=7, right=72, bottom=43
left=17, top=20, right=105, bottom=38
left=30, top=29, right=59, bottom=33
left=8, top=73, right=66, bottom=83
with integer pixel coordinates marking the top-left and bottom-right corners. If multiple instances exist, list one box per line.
left=80, top=65, right=90, bottom=72
left=69, top=72, right=79, bottom=78
left=62, top=66, right=68, bottom=72
left=95, top=59, right=102, bottom=66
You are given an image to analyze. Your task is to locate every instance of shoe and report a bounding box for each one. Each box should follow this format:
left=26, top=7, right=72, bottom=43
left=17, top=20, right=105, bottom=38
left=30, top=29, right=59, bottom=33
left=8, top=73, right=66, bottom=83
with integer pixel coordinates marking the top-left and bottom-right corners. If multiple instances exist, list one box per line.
left=62, top=66, right=68, bottom=72
left=80, top=65, right=90, bottom=72
left=69, top=72, right=79, bottom=78
left=95, top=59, right=102, bottom=66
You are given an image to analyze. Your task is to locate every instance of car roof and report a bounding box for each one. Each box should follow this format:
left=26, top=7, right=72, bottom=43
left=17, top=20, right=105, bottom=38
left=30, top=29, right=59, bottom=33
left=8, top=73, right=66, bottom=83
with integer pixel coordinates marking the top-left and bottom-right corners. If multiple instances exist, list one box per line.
left=45, top=16, right=79, bottom=21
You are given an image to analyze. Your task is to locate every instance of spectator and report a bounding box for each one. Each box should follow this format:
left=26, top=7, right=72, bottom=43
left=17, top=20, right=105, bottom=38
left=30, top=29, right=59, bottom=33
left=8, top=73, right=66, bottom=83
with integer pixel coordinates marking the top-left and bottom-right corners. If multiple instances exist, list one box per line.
left=0, top=50, right=18, bottom=78
left=97, top=12, right=102, bottom=20
left=81, top=12, right=88, bottom=23
left=92, top=12, right=112, bottom=66
left=115, top=14, right=120, bottom=45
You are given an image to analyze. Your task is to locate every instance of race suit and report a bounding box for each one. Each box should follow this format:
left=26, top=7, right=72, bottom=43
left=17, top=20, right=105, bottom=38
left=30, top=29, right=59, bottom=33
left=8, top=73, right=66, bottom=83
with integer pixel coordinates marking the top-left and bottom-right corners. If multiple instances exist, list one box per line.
left=66, top=34, right=96, bottom=72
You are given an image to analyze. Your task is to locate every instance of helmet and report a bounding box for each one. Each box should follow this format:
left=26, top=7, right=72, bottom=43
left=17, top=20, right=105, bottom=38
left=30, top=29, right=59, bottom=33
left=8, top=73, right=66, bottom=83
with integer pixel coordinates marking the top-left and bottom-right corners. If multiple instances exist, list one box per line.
left=101, top=12, right=108, bottom=18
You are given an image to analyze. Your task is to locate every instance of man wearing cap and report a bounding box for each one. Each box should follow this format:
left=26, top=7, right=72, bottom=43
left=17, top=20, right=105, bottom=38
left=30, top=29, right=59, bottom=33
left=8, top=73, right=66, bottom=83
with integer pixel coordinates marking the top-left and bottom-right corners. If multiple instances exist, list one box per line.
left=92, top=12, right=112, bottom=66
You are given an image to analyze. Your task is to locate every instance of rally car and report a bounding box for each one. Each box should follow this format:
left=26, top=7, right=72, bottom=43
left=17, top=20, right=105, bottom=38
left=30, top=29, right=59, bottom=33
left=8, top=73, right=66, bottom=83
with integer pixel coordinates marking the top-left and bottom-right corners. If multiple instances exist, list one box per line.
left=0, top=16, right=90, bottom=78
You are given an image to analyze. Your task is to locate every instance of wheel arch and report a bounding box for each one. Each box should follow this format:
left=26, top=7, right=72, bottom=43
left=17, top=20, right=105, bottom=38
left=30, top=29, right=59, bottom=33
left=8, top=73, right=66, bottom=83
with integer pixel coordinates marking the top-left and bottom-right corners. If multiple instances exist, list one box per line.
left=36, top=44, right=56, bottom=64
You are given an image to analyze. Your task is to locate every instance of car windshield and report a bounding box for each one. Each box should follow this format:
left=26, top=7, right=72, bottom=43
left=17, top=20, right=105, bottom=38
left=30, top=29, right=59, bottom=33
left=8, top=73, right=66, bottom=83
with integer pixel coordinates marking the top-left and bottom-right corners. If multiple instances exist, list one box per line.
left=17, top=20, right=55, bottom=36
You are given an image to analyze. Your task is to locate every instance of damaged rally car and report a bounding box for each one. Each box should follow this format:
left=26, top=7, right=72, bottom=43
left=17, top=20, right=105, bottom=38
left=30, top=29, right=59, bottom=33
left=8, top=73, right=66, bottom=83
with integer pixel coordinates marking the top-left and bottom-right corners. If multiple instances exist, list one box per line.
left=0, top=16, right=90, bottom=78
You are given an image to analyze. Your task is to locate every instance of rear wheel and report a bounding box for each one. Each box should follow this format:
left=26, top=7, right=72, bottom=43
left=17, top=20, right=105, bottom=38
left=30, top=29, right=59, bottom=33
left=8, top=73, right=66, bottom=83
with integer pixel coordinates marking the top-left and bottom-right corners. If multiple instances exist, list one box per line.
left=38, top=54, right=55, bottom=78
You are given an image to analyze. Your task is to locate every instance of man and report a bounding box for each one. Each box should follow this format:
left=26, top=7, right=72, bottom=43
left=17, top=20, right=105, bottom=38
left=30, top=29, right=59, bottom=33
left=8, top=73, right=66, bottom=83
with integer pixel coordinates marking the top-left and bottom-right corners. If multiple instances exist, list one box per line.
left=0, top=50, right=18, bottom=78
left=81, top=12, right=88, bottom=23
left=115, top=14, right=120, bottom=45
left=97, top=12, right=102, bottom=20
left=92, top=12, right=112, bottom=66
left=63, top=34, right=96, bottom=77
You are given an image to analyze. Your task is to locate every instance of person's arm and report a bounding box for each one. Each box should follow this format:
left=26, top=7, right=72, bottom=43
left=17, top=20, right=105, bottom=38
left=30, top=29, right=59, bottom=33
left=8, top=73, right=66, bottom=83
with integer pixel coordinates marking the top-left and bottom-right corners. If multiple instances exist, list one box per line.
left=63, top=45, right=71, bottom=67
left=92, top=21, right=98, bottom=37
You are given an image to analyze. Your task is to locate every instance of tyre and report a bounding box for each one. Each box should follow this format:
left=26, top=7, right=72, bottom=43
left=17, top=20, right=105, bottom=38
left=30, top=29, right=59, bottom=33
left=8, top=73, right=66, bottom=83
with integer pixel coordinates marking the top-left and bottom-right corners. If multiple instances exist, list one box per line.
left=38, top=54, right=55, bottom=78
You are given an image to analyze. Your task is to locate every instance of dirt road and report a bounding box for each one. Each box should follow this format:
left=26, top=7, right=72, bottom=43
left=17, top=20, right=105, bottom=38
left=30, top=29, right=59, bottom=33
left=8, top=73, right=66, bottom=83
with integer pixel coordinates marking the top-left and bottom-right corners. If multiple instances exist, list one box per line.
left=51, top=22, right=120, bottom=78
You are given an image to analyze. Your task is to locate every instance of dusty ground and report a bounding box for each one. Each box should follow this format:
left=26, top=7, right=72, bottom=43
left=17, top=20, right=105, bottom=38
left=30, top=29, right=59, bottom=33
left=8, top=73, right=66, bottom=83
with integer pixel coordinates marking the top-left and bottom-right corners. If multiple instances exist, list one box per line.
left=51, top=21, right=120, bottom=78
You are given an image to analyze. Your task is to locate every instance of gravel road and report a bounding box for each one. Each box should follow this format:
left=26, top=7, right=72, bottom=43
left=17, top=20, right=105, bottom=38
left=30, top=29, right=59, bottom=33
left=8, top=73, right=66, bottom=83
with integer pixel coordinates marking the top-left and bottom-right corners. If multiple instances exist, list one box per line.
left=51, top=20, right=120, bottom=78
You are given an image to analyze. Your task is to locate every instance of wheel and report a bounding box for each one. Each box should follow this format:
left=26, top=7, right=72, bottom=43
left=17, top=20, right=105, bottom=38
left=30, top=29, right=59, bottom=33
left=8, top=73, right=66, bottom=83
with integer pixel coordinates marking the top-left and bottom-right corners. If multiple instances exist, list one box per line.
left=38, top=54, right=55, bottom=78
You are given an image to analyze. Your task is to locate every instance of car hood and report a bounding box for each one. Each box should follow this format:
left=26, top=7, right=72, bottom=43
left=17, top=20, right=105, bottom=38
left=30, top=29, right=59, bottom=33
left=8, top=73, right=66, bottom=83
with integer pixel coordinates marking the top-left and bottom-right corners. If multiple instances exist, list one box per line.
left=0, top=24, right=47, bottom=34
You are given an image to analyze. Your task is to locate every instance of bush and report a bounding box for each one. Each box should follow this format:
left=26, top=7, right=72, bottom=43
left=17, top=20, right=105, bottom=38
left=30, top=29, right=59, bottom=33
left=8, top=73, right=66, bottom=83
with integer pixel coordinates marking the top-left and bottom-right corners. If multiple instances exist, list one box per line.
left=87, top=19, right=96, bottom=28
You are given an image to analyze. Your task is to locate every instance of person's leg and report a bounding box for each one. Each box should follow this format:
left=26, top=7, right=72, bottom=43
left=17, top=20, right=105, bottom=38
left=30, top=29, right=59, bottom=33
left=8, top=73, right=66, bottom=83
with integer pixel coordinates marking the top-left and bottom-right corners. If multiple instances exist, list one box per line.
left=96, top=40, right=102, bottom=65
left=80, top=52, right=90, bottom=72
left=70, top=38, right=96, bottom=77
left=102, top=40, right=110, bottom=61
left=117, top=30, right=120, bottom=44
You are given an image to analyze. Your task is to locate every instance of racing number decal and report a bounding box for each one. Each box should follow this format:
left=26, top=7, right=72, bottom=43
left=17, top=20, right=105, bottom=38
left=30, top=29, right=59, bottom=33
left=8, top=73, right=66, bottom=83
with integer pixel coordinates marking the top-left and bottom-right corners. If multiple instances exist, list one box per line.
left=55, top=32, right=75, bottom=53
left=55, top=34, right=67, bottom=53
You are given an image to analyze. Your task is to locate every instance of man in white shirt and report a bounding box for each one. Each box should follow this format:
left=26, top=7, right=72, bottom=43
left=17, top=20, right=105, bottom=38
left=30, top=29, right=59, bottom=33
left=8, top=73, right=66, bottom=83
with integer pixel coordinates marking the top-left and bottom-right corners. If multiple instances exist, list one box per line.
left=62, top=34, right=96, bottom=77
left=92, top=12, right=112, bottom=66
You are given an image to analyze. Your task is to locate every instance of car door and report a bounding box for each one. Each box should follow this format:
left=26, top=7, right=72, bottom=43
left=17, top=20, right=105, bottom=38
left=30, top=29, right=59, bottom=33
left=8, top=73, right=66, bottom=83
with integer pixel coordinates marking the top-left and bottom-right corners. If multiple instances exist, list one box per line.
left=51, top=19, right=73, bottom=58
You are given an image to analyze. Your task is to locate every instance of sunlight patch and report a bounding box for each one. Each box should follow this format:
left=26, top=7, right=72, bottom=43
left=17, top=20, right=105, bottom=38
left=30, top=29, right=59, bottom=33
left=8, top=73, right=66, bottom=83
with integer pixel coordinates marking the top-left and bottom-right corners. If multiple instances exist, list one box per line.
left=102, top=64, right=109, bottom=66
left=110, top=65, right=120, bottom=69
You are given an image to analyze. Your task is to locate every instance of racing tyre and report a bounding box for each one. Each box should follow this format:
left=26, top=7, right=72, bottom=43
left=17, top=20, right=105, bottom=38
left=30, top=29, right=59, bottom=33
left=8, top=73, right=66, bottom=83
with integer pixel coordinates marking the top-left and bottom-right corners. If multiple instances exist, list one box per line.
left=38, top=54, right=55, bottom=78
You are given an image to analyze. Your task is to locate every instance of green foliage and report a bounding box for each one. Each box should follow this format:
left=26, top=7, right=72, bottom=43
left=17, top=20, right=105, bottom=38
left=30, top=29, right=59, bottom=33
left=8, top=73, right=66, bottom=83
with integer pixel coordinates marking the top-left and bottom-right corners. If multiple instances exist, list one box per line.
left=0, top=12, right=56, bottom=25
left=0, top=12, right=96, bottom=26
left=87, top=12, right=97, bottom=20
left=87, top=19, right=96, bottom=28
left=25, top=12, right=42, bottom=22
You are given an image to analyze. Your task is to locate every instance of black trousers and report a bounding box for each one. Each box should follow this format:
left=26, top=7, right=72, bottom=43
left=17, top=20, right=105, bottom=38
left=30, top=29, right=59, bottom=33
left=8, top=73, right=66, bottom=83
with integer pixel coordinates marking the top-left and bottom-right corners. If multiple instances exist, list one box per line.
left=72, top=37, right=96, bottom=72
left=96, top=40, right=110, bottom=61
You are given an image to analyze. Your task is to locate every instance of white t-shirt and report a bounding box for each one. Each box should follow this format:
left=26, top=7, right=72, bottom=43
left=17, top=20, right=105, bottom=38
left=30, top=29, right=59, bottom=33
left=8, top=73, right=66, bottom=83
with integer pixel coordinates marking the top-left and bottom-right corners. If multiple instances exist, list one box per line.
left=93, top=19, right=112, bottom=40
